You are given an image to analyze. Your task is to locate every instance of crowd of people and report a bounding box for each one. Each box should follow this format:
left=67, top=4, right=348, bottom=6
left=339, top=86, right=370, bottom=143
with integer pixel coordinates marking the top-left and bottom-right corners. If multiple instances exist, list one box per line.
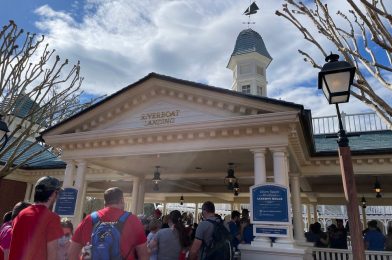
left=4, top=174, right=392, bottom=259
left=305, top=219, right=392, bottom=251
left=0, top=175, right=254, bottom=260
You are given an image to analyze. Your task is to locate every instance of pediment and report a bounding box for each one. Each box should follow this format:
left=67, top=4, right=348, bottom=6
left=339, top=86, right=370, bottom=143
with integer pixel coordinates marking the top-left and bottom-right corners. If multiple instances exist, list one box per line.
left=43, top=74, right=301, bottom=135
left=95, top=97, right=236, bottom=131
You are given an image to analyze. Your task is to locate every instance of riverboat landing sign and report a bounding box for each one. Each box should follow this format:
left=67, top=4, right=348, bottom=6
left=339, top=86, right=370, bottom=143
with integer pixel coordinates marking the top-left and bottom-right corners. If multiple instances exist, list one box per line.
left=250, top=184, right=290, bottom=237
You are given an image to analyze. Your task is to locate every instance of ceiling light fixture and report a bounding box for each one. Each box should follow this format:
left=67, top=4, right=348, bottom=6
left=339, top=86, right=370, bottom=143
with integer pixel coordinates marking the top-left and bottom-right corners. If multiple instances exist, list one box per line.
left=374, top=177, right=382, bottom=198
left=233, top=180, right=239, bottom=196
left=361, top=196, right=367, bottom=209
left=152, top=166, right=161, bottom=191
left=225, top=163, right=237, bottom=190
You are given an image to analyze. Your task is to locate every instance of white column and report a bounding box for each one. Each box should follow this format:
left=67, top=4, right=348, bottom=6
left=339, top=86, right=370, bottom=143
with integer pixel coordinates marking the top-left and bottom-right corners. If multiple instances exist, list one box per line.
left=194, top=203, right=199, bottom=224
left=271, top=147, right=288, bottom=186
left=250, top=150, right=270, bottom=247
left=73, top=160, right=87, bottom=225
left=290, top=174, right=305, bottom=242
left=77, top=182, right=87, bottom=220
left=137, top=178, right=145, bottom=215
left=63, top=160, right=75, bottom=188
left=313, top=204, right=318, bottom=223
left=252, top=148, right=267, bottom=185
left=362, top=207, right=367, bottom=230
left=124, top=197, right=132, bottom=211
left=306, top=204, right=312, bottom=228
left=24, top=183, right=33, bottom=202
left=131, top=177, right=140, bottom=214
left=162, top=202, right=167, bottom=216
left=271, top=147, right=294, bottom=247
left=30, top=185, right=36, bottom=202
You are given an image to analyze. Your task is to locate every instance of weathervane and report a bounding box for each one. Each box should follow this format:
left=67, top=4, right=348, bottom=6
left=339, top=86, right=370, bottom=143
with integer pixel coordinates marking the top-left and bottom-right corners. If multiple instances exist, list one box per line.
left=243, top=1, right=259, bottom=28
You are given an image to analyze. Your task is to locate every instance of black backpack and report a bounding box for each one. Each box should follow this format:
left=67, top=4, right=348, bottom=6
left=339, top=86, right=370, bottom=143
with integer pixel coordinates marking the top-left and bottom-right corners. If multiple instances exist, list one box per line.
left=201, top=219, right=232, bottom=260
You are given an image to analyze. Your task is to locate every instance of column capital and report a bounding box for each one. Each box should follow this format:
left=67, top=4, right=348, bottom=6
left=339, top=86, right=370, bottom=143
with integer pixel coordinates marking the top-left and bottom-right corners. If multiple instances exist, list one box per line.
left=250, top=148, right=267, bottom=154
left=65, top=160, right=75, bottom=165
left=290, top=173, right=301, bottom=179
left=269, top=146, right=287, bottom=153
left=75, top=159, right=87, bottom=166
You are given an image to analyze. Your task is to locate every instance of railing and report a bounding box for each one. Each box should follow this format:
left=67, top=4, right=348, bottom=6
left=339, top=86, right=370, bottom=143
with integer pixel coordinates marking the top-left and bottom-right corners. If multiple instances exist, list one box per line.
left=312, top=112, right=389, bottom=134
left=312, top=248, right=392, bottom=260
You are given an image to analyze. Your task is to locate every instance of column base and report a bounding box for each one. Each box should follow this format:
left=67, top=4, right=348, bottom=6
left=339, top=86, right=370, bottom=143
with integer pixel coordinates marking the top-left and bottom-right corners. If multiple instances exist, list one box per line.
left=239, top=243, right=313, bottom=260
left=273, top=237, right=295, bottom=248
left=251, top=236, right=272, bottom=247
left=294, top=240, right=313, bottom=247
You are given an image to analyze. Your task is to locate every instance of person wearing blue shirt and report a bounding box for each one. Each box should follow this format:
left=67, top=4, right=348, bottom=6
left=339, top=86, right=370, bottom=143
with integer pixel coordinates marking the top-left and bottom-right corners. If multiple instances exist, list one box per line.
left=228, top=211, right=241, bottom=251
left=241, top=219, right=254, bottom=244
left=364, top=220, right=385, bottom=251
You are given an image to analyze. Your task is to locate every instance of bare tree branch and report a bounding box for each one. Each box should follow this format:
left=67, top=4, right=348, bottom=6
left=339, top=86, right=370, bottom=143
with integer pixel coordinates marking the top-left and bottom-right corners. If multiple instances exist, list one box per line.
left=0, top=21, right=102, bottom=178
left=277, top=0, right=392, bottom=128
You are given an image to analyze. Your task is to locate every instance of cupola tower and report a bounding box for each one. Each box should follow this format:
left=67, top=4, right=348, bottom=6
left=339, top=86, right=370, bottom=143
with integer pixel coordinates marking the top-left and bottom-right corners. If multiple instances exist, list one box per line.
left=227, top=28, right=272, bottom=97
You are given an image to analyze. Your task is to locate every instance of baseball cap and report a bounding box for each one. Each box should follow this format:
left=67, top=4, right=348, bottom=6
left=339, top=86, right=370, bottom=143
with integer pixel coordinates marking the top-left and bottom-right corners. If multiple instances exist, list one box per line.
left=35, top=176, right=63, bottom=191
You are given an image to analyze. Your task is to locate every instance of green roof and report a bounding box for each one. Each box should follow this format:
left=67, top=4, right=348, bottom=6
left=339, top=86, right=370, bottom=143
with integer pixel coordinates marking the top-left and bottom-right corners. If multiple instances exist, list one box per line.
left=314, top=130, right=392, bottom=154
left=0, top=137, right=65, bottom=169
left=231, top=28, right=272, bottom=59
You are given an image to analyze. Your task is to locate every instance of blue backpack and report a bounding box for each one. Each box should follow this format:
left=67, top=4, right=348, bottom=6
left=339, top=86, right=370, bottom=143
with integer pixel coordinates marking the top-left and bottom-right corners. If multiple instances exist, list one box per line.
left=90, top=211, right=131, bottom=260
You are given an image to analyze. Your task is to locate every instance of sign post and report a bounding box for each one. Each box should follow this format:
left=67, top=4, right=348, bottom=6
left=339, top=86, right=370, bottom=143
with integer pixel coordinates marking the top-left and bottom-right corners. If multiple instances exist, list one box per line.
left=250, top=184, right=293, bottom=247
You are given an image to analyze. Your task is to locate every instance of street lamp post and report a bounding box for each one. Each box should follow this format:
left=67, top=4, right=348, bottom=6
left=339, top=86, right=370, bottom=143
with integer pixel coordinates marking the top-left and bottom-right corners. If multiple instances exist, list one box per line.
left=318, top=53, right=365, bottom=260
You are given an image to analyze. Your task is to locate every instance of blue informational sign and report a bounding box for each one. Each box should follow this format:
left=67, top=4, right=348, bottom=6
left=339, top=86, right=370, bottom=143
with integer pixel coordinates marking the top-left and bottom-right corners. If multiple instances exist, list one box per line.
left=55, top=187, right=78, bottom=217
left=251, top=184, right=289, bottom=224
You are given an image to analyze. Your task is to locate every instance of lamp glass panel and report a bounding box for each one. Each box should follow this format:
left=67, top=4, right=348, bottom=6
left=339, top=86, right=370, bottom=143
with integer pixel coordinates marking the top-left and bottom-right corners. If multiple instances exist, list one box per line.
left=331, top=95, right=349, bottom=104
left=322, top=80, right=330, bottom=100
left=324, top=71, right=351, bottom=93
left=0, top=121, right=9, bottom=133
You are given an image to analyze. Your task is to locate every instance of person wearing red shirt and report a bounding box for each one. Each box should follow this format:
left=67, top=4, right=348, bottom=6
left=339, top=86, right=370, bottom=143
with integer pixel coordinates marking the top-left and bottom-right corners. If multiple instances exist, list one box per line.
left=0, top=201, right=31, bottom=260
left=69, top=187, right=148, bottom=260
left=0, top=246, right=4, bottom=260
left=9, top=176, right=63, bottom=260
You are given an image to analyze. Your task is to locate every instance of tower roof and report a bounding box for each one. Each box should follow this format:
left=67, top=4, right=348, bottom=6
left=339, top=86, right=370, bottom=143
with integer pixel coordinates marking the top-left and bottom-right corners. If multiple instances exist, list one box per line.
left=231, top=28, right=272, bottom=60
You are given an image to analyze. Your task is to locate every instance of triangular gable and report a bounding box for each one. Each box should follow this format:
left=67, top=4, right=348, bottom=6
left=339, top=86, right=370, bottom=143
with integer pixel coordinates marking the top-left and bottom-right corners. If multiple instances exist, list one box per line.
left=42, top=73, right=303, bottom=136
left=95, top=97, right=236, bottom=131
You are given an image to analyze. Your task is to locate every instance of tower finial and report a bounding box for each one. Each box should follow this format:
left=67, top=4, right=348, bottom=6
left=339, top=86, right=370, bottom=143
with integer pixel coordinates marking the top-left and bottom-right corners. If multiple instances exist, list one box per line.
left=243, top=1, right=259, bottom=28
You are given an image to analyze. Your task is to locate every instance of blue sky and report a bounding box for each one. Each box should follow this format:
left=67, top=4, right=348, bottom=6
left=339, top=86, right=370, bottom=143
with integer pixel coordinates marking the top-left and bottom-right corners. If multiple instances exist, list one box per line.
left=0, top=1, right=78, bottom=31
left=0, top=0, right=389, bottom=118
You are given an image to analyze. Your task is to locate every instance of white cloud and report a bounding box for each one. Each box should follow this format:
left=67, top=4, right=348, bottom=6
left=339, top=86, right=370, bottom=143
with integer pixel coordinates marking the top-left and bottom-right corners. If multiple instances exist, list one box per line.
left=32, top=0, right=380, bottom=117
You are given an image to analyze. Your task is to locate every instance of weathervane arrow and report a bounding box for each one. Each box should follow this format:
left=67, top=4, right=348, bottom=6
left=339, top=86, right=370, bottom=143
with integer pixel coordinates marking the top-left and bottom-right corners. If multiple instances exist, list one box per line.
left=243, top=1, right=259, bottom=16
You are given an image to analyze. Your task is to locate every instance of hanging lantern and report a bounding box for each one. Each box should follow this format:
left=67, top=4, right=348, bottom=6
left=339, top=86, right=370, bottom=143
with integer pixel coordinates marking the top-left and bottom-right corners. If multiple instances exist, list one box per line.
left=361, top=196, right=367, bottom=209
left=374, top=177, right=382, bottom=198
left=224, top=163, right=237, bottom=190
left=233, top=180, right=239, bottom=196
left=152, top=166, right=161, bottom=185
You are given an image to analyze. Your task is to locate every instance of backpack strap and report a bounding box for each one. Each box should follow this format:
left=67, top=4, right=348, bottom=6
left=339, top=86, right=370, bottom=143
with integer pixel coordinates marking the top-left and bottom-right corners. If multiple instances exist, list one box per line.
left=206, top=219, right=217, bottom=225
left=205, top=219, right=218, bottom=246
left=118, top=211, right=131, bottom=224
left=117, top=212, right=133, bottom=259
left=91, top=211, right=100, bottom=225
